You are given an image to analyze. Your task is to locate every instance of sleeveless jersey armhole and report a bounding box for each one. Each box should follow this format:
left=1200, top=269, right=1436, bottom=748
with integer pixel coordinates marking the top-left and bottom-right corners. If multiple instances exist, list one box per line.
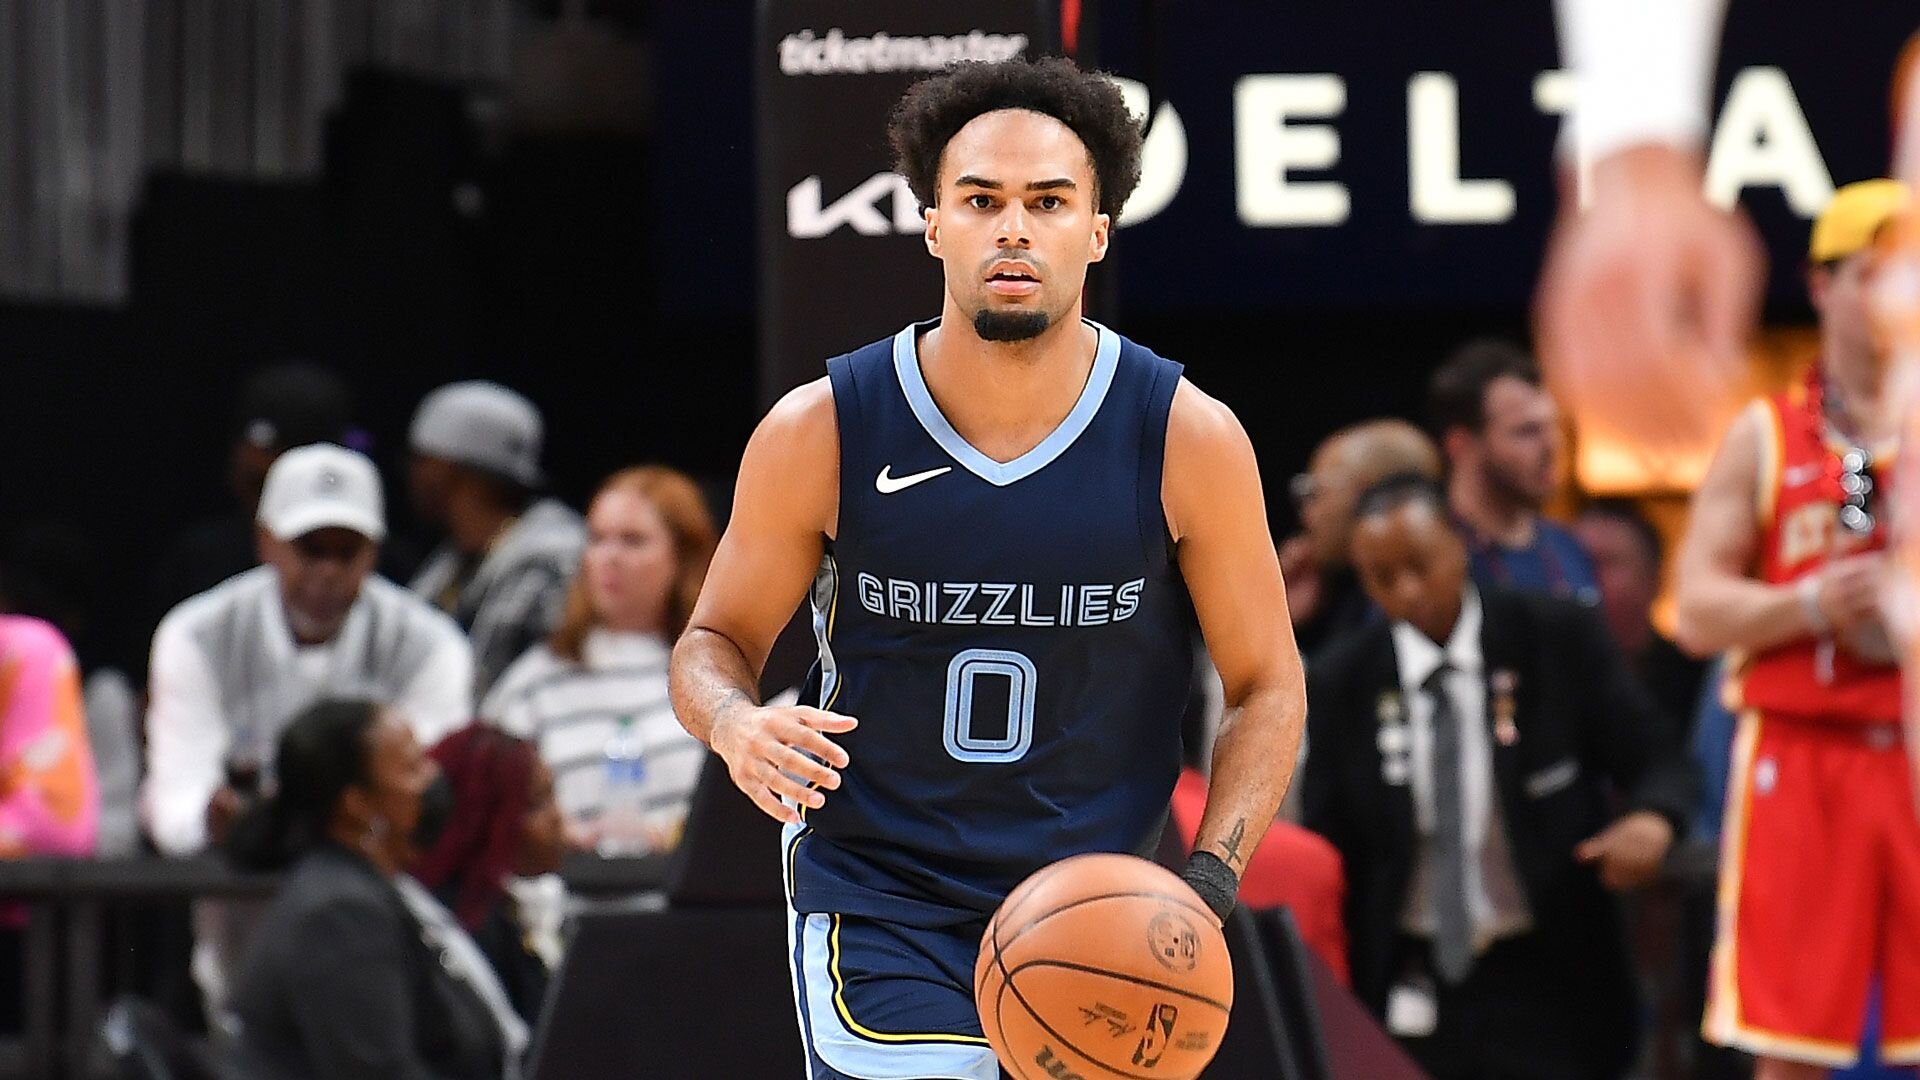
left=825, top=353, right=864, bottom=555
left=1136, top=356, right=1184, bottom=572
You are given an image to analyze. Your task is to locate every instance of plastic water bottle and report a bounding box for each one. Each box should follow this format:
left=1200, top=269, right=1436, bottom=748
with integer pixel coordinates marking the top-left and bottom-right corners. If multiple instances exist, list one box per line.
left=598, top=715, right=651, bottom=857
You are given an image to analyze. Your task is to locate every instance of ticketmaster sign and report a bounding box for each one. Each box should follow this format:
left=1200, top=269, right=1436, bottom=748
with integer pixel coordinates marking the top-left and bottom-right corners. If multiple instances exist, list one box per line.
left=756, top=1, right=1053, bottom=406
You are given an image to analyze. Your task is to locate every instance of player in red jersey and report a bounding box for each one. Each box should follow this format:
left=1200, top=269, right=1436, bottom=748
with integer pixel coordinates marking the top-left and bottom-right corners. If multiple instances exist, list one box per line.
left=1674, top=180, right=1920, bottom=1077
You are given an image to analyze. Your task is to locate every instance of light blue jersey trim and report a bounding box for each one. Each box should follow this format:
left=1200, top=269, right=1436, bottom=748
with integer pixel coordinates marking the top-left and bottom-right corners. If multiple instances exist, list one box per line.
left=789, top=907, right=1001, bottom=1080
left=811, top=555, right=841, bottom=710
left=892, top=318, right=1121, bottom=487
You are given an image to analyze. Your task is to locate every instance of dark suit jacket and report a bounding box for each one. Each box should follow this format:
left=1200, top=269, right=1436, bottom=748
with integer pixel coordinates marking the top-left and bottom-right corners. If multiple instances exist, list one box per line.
left=226, top=846, right=505, bottom=1080
left=1301, top=589, right=1697, bottom=1059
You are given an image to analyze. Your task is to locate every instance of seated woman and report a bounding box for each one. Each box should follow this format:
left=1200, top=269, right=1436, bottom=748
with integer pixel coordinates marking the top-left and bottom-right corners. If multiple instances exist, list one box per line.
left=224, top=699, right=524, bottom=1080
left=0, top=614, right=99, bottom=860
left=0, top=614, right=98, bottom=1033
left=412, top=723, right=570, bottom=1026
left=481, top=466, right=716, bottom=853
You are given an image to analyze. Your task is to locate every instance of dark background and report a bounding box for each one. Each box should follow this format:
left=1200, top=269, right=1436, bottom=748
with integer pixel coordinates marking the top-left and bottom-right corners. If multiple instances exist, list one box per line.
left=0, top=0, right=1909, bottom=675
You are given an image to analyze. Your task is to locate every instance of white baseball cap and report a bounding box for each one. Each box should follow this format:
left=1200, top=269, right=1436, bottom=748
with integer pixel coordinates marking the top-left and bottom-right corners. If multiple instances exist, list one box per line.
left=408, top=381, right=546, bottom=487
left=256, top=443, right=387, bottom=542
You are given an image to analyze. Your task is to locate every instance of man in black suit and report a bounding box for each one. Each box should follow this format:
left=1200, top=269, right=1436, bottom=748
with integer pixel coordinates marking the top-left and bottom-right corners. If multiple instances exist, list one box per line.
left=1302, top=475, right=1696, bottom=1080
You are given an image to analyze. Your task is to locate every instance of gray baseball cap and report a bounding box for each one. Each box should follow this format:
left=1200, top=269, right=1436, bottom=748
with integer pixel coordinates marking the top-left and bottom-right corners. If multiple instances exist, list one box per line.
left=408, top=381, right=546, bottom=487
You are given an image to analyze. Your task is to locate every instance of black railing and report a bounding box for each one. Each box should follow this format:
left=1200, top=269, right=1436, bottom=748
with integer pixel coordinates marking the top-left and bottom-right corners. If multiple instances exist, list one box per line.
left=0, top=852, right=668, bottom=1080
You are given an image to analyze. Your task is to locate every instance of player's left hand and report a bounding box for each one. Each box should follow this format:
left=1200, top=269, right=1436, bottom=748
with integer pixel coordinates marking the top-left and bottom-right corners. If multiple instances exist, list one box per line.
left=1574, top=809, right=1674, bottom=892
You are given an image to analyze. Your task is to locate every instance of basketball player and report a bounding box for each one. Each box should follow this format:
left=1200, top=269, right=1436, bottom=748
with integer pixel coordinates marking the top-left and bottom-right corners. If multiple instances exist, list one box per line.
left=669, top=58, right=1305, bottom=1080
left=1673, top=180, right=1920, bottom=1078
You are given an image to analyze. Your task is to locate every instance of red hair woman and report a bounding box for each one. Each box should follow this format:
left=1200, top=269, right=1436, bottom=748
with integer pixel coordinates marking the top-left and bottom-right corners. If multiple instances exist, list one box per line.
left=480, top=466, right=716, bottom=853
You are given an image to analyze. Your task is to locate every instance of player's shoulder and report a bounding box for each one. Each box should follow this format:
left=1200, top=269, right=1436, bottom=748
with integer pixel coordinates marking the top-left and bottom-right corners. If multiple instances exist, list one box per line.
left=1702, top=396, right=1772, bottom=481
left=759, top=376, right=836, bottom=439
left=742, top=378, right=840, bottom=528
left=1167, top=378, right=1242, bottom=435
left=1731, top=396, right=1774, bottom=440
left=1161, top=379, right=1260, bottom=542
left=1165, top=378, right=1255, bottom=469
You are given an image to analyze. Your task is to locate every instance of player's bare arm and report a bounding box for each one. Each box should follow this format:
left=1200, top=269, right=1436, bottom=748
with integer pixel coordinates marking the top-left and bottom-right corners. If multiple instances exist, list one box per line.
left=1162, top=380, right=1307, bottom=898
left=1674, top=404, right=1879, bottom=657
left=670, top=378, right=857, bottom=826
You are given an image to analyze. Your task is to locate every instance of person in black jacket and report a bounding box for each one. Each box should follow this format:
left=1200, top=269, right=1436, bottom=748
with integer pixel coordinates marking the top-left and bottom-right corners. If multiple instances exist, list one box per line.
left=412, top=723, right=570, bottom=1025
left=1302, top=475, right=1697, bottom=1080
left=223, top=699, right=517, bottom=1080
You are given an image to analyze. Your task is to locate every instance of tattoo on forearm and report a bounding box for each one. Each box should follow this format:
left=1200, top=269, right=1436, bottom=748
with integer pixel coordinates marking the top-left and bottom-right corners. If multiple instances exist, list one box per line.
left=1215, top=817, right=1248, bottom=870
left=716, top=687, right=756, bottom=715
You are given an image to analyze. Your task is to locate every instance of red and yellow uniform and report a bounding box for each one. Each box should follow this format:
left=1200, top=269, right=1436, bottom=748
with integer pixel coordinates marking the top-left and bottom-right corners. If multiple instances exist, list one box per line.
left=1707, top=184, right=1920, bottom=1064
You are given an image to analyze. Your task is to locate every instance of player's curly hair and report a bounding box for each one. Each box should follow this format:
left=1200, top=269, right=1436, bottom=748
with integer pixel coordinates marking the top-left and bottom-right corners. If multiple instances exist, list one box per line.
left=888, top=56, right=1143, bottom=218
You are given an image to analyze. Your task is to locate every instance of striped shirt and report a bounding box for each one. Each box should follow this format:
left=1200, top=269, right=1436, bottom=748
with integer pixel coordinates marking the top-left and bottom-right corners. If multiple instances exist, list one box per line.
left=410, top=498, right=586, bottom=700
left=480, top=630, right=703, bottom=837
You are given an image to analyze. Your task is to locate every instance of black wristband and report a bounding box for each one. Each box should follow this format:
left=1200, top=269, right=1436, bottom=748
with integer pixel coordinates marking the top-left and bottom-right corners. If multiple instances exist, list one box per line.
left=1178, top=851, right=1239, bottom=923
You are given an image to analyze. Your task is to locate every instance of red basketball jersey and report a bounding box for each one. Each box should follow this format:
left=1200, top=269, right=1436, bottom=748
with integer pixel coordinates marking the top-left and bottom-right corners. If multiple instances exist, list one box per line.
left=1733, top=370, right=1902, bottom=723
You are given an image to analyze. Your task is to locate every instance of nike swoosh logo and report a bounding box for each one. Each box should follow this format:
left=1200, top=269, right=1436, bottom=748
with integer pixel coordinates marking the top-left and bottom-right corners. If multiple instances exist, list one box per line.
left=1783, top=463, right=1823, bottom=488
left=875, top=465, right=952, bottom=494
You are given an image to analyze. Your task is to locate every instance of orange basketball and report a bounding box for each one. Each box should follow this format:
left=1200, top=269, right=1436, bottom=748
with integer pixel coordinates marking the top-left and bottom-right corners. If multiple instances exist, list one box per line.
left=974, top=853, right=1233, bottom=1080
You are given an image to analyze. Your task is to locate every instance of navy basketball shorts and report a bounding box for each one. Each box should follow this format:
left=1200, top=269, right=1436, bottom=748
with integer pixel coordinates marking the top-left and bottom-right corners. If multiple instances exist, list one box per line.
left=787, top=907, right=1011, bottom=1080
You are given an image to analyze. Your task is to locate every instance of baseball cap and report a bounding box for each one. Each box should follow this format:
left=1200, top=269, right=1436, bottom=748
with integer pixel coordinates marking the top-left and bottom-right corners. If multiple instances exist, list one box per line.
left=408, top=381, right=546, bottom=488
left=1810, top=179, right=1910, bottom=263
left=256, top=444, right=387, bottom=542
left=234, top=362, right=352, bottom=451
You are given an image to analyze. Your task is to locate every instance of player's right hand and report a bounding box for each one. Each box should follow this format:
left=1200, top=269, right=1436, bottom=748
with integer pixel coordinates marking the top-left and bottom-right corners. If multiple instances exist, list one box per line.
left=1535, top=143, right=1764, bottom=453
left=1815, top=553, right=1887, bottom=635
left=710, top=704, right=857, bottom=825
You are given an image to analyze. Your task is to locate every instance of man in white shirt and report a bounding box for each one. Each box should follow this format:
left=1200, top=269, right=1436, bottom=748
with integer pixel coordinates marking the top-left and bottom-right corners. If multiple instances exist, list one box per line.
left=142, top=443, right=473, bottom=1016
left=1303, top=475, right=1693, bottom=1079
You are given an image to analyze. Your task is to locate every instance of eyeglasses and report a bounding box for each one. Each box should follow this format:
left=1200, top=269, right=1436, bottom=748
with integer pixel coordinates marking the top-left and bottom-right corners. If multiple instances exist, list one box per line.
left=1839, top=447, right=1875, bottom=536
left=1289, top=472, right=1318, bottom=508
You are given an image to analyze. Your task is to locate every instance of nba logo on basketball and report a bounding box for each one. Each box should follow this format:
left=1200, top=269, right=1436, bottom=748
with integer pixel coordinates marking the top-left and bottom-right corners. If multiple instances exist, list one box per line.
left=1146, top=911, right=1200, bottom=972
left=1132, top=1003, right=1180, bottom=1068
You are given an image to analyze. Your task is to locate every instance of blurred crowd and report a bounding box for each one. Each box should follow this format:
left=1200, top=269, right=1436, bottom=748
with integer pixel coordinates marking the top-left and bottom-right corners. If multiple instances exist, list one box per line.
left=1217, top=178, right=1914, bottom=1080
left=0, top=183, right=1910, bottom=1079
left=0, top=365, right=717, bottom=1076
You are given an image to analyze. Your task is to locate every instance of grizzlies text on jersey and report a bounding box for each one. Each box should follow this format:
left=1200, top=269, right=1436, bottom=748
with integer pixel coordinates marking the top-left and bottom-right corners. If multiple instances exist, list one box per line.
left=784, top=318, right=1198, bottom=928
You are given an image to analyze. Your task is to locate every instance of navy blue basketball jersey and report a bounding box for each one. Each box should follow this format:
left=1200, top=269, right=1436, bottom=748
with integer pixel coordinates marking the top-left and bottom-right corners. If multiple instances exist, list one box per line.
left=785, top=318, right=1197, bottom=929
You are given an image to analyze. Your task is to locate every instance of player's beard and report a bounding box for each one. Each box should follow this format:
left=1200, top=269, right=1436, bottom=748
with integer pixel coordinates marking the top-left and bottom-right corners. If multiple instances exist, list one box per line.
left=973, top=308, right=1051, bottom=342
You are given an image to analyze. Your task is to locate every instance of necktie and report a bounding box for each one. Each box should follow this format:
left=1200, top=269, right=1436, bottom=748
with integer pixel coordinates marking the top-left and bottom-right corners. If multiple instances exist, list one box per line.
left=1424, top=663, right=1475, bottom=984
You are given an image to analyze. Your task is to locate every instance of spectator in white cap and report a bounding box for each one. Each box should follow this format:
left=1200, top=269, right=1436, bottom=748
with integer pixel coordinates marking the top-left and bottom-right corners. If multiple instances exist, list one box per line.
left=141, top=443, right=474, bottom=1022
left=407, top=381, right=586, bottom=698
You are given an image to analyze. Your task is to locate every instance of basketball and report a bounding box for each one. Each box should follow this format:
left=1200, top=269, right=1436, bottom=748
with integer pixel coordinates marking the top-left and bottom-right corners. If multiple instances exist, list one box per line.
left=974, top=853, right=1234, bottom=1080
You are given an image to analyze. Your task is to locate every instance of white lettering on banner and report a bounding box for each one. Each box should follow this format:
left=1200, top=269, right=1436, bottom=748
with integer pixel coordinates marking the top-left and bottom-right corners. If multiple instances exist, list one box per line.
left=786, top=173, right=922, bottom=238
left=1705, top=67, right=1835, bottom=215
left=780, top=65, right=1837, bottom=239
left=778, top=29, right=1028, bottom=77
left=1530, top=70, right=1593, bottom=206
left=1408, top=73, right=1516, bottom=224
left=1114, top=78, right=1187, bottom=225
left=1234, top=74, right=1350, bottom=226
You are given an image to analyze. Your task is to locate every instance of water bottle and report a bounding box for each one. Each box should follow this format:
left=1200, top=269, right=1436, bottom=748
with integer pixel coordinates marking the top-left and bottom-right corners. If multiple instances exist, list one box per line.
left=598, top=715, right=651, bottom=857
